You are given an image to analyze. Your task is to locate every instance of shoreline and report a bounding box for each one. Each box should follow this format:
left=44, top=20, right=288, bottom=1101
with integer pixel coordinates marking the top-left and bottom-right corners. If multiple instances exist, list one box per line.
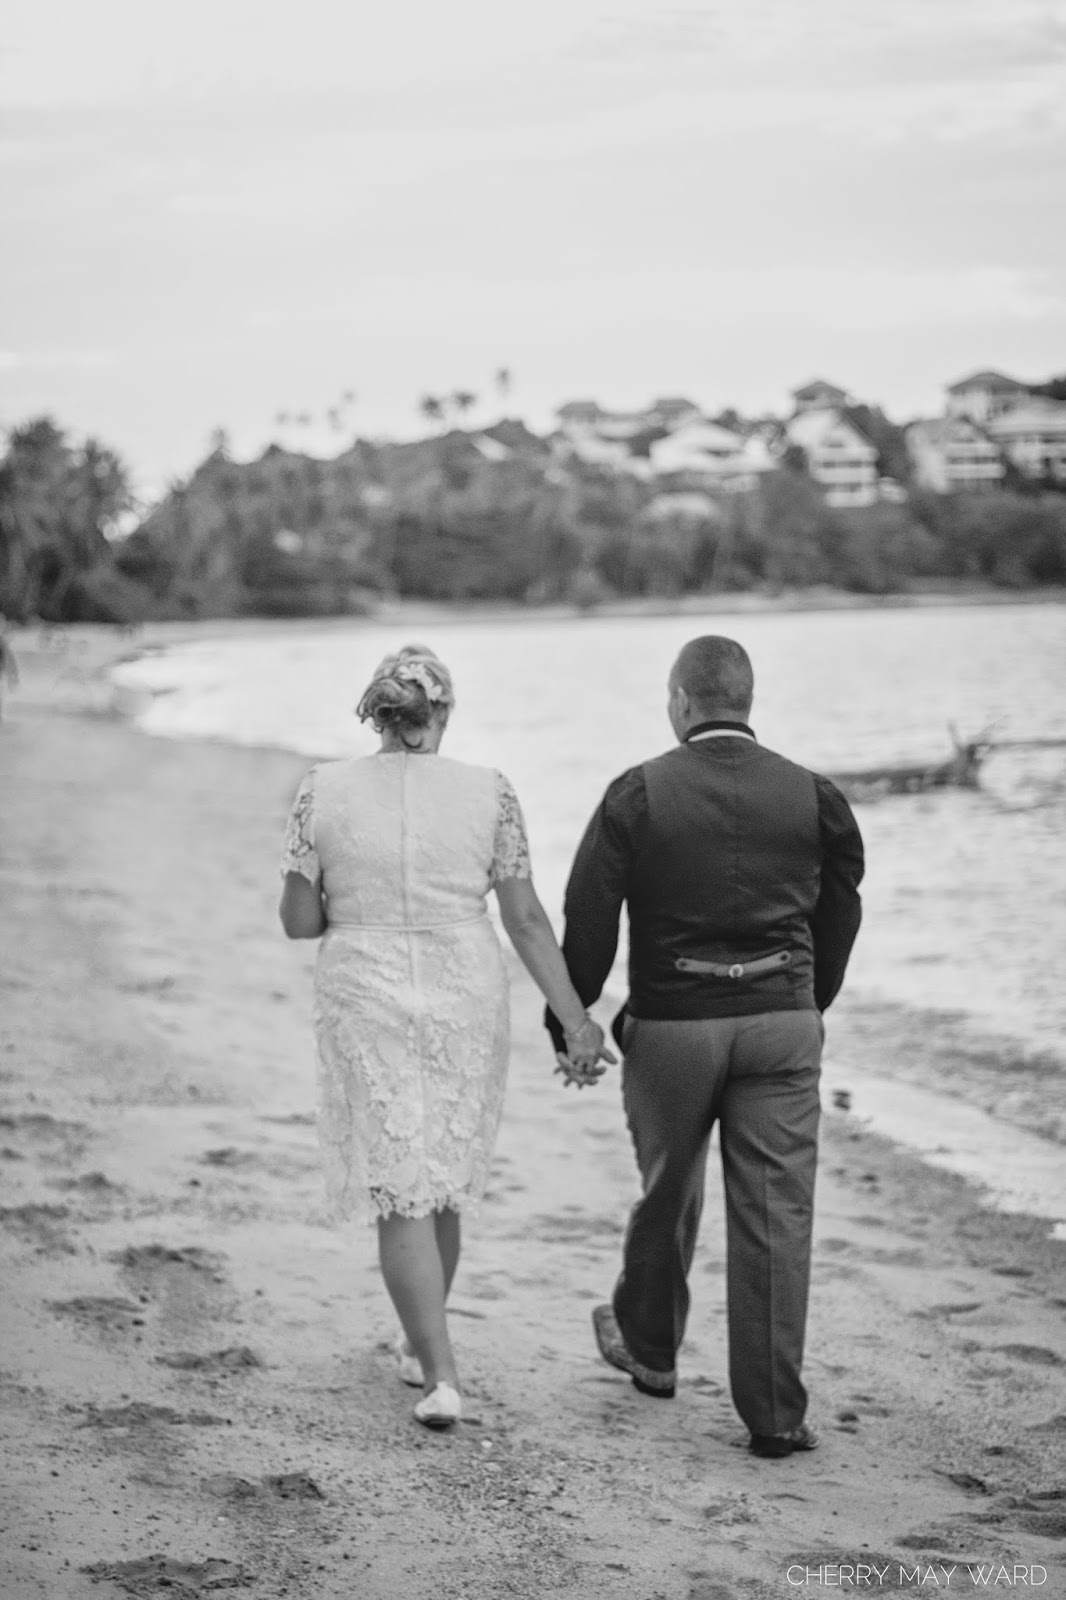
left=1, top=683, right=1064, bottom=1596
left=9, top=581, right=1066, bottom=655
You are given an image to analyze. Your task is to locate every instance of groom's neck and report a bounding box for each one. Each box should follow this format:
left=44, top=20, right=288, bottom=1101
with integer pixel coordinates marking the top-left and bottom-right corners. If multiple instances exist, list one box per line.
left=677, top=707, right=754, bottom=742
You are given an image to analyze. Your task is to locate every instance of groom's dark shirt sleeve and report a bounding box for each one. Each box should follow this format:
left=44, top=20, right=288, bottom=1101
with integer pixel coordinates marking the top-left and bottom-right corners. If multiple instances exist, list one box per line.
left=809, top=774, right=865, bottom=1012
left=544, top=767, right=645, bottom=1052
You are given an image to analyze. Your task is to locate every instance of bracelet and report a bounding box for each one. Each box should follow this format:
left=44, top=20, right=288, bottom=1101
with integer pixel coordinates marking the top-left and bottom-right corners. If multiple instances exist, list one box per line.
left=562, top=1013, right=596, bottom=1043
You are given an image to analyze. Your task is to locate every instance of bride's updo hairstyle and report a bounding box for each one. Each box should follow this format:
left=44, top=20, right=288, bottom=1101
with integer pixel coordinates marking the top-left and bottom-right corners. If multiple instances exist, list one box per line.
left=356, top=644, right=455, bottom=747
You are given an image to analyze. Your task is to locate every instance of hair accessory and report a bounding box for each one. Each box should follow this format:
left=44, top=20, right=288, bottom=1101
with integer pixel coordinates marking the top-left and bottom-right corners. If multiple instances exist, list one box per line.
left=393, top=661, right=446, bottom=704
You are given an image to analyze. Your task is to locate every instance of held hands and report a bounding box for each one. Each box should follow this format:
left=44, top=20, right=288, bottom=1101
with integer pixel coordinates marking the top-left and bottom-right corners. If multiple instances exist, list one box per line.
left=554, top=1014, right=617, bottom=1090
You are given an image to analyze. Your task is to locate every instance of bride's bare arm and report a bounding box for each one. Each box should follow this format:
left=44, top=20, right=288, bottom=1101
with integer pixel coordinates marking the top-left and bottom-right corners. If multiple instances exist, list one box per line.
left=279, top=871, right=327, bottom=939
left=494, top=877, right=614, bottom=1074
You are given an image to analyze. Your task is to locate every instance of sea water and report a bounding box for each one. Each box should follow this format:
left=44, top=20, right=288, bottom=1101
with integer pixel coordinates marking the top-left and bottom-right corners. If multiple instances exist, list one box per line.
left=113, top=602, right=1066, bottom=1224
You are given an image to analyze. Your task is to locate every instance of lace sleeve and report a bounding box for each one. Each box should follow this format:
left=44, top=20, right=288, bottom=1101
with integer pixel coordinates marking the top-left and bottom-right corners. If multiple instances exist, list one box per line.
left=490, top=771, right=532, bottom=884
left=280, top=769, right=321, bottom=884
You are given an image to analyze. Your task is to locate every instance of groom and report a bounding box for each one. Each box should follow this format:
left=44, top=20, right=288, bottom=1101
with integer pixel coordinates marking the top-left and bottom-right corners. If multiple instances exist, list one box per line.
left=547, top=636, right=864, bottom=1458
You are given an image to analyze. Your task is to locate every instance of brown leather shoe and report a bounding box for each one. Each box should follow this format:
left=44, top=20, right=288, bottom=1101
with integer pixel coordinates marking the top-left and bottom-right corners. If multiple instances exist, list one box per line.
left=591, top=1304, right=676, bottom=1398
left=749, top=1422, right=820, bottom=1458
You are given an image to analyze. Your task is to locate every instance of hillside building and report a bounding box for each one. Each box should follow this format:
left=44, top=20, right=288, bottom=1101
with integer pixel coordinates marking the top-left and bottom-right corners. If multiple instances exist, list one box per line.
left=945, top=370, right=1030, bottom=424
left=648, top=396, right=702, bottom=428
left=649, top=421, right=773, bottom=493
left=906, top=417, right=1005, bottom=493
left=785, top=409, right=879, bottom=507
left=791, top=379, right=850, bottom=414
left=985, top=400, right=1066, bottom=482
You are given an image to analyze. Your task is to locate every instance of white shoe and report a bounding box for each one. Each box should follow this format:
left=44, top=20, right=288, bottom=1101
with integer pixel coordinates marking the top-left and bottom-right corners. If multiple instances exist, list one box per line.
left=393, top=1333, right=423, bottom=1389
left=414, top=1382, right=462, bottom=1429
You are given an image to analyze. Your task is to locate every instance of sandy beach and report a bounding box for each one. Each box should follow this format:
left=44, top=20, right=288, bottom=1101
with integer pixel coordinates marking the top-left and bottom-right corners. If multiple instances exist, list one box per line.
left=1, top=638, right=1065, bottom=1600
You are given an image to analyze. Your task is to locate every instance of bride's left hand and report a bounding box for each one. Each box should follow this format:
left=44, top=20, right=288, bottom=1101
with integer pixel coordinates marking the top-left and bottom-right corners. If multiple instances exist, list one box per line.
left=554, top=1052, right=606, bottom=1089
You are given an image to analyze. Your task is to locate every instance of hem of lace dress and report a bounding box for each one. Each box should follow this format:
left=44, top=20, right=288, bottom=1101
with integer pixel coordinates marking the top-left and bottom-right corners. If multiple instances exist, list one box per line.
left=328, top=1184, right=485, bottom=1225
left=280, top=854, right=321, bottom=885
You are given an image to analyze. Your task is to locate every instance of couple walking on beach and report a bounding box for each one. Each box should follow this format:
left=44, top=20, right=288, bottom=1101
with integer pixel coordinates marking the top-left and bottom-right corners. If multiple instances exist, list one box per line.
left=279, top=635, right=864, bottom=1452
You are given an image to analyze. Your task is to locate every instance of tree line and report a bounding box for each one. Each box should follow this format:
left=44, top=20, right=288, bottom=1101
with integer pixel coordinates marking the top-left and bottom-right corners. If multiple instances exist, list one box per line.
left=2, top=413, right=1065, bottom=624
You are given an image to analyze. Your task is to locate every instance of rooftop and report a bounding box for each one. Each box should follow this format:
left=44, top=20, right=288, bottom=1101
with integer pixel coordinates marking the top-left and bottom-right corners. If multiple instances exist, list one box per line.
left=792, top=378, right=848, bottom=401
left=945, top=369, right=1028, bottom=394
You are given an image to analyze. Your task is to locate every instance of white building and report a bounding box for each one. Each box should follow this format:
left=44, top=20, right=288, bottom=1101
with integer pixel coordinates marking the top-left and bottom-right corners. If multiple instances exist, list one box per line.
left=906, top=417, right=1005, bottom=493
left=791, top=379, right=850, bottom=414
left=649, top=421, right=774, bottom=493
left=650, top=420, right=745, bottom=477
left=552, top=431, right=648, bottom=474
left=555, top=400, right=649, bottom=443
left=648, top=396, right=702, bottom=428
left=785, top=409, right=879, bottom=507
left=944, top=370, right=1030, bottom=424
left=985, top=399, right=1066, bottom=483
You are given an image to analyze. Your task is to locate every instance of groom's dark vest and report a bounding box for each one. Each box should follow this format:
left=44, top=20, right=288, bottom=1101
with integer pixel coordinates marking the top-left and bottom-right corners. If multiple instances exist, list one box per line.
left=627, top=738, right=822, bottom=1019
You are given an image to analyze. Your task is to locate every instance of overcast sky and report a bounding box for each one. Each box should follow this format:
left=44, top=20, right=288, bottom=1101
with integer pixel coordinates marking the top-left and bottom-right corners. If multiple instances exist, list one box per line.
left=3, top=0, right=1065, bottom=491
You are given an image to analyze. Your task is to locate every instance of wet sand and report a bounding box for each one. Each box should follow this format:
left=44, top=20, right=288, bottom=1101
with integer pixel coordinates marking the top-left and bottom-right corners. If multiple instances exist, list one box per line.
left=1, top=643, right=1065, bottom=1599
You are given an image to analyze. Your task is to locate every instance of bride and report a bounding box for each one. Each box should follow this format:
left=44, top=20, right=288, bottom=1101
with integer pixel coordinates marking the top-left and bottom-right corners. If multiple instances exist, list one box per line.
left=280, top=644, right=612, bottom=1428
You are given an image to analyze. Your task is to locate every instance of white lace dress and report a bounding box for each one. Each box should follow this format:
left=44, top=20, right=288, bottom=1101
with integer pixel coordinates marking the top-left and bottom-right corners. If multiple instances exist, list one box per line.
left=280, top=753, right=531, bottom=1222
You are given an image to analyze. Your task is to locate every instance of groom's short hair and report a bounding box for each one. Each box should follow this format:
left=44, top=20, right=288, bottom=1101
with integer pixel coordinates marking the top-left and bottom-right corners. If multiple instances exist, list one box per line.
left=675, top=636, right=754, bottom=715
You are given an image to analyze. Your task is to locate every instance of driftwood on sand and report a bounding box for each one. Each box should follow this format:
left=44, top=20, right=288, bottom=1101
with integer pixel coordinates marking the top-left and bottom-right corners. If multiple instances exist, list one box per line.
left=827, top=726, right=1066, bottom=803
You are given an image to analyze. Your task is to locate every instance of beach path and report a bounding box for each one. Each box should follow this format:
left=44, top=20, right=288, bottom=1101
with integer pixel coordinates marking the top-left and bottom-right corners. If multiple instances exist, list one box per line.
left=1, top=672, right=1064, bottom=1599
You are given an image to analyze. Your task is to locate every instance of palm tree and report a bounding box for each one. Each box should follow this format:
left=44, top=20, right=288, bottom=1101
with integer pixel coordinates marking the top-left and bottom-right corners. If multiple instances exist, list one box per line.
left=451, top=391, right=478, bottom=425
left=494, top=368, right=512, bottom=408
left=419, top=395, right=445, bottom=430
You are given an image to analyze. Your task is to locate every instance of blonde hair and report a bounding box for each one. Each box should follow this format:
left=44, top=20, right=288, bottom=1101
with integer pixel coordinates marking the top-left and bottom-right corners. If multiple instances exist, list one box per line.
left=356, top=644, right=455, bottom=744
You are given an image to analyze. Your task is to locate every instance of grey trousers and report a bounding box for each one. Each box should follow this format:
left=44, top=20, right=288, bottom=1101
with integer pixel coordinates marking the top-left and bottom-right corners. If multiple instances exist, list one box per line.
left=612, top=1010, right=823, bottom=1437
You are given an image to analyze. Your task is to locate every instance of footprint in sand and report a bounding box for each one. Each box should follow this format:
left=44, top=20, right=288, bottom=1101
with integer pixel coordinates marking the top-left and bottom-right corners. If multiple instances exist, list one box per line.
left=54, top=1171, right=124, bottom=1195
left=79, top=1401, right=229, bottom=1429
left=110, top=1244, right=226, bottom=1280
left=865, top=1245, right=926, bottom=1267
left=81, top=1555, right=249, bottom=1592
left=847, top=1393, right=893, bottom=1416
left=702, top=1495, right=756, bottom=1529
left=940, top=1471, right=988, bottom=1493
left=994, top=1343, right=1063, bottom=1366
left=204, top=1471, right=325, bottom=1503
left=0, top=1202, right=75, bottom=1253
left=688, top=1578, right=759, bottom=1600
left=913, top=1302, right=982, bottom=1319
left=0, top=1113, right=91, bottom=1168
left=1029, top=1414, right=1066, bottom=1433
left=690, top=1376, right=725, bottom=1397
left=155, top=1346, right=263, bottom=1374
left=109, top=1243, right=232, bottom=1334
left=1014, top=1508, right=1066, bottom=1538
left=0, top=1112, right=88, bottom=1141
left=200, top=1147, right=257, bottom=1168
left=530, top=1213, right=624, bottom=1243
left=50, top=1296, right=145, bottom=1332
left=895, top=1527, right=977, bottom=1556
left=461, top=1277, right=507, bottom=1301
